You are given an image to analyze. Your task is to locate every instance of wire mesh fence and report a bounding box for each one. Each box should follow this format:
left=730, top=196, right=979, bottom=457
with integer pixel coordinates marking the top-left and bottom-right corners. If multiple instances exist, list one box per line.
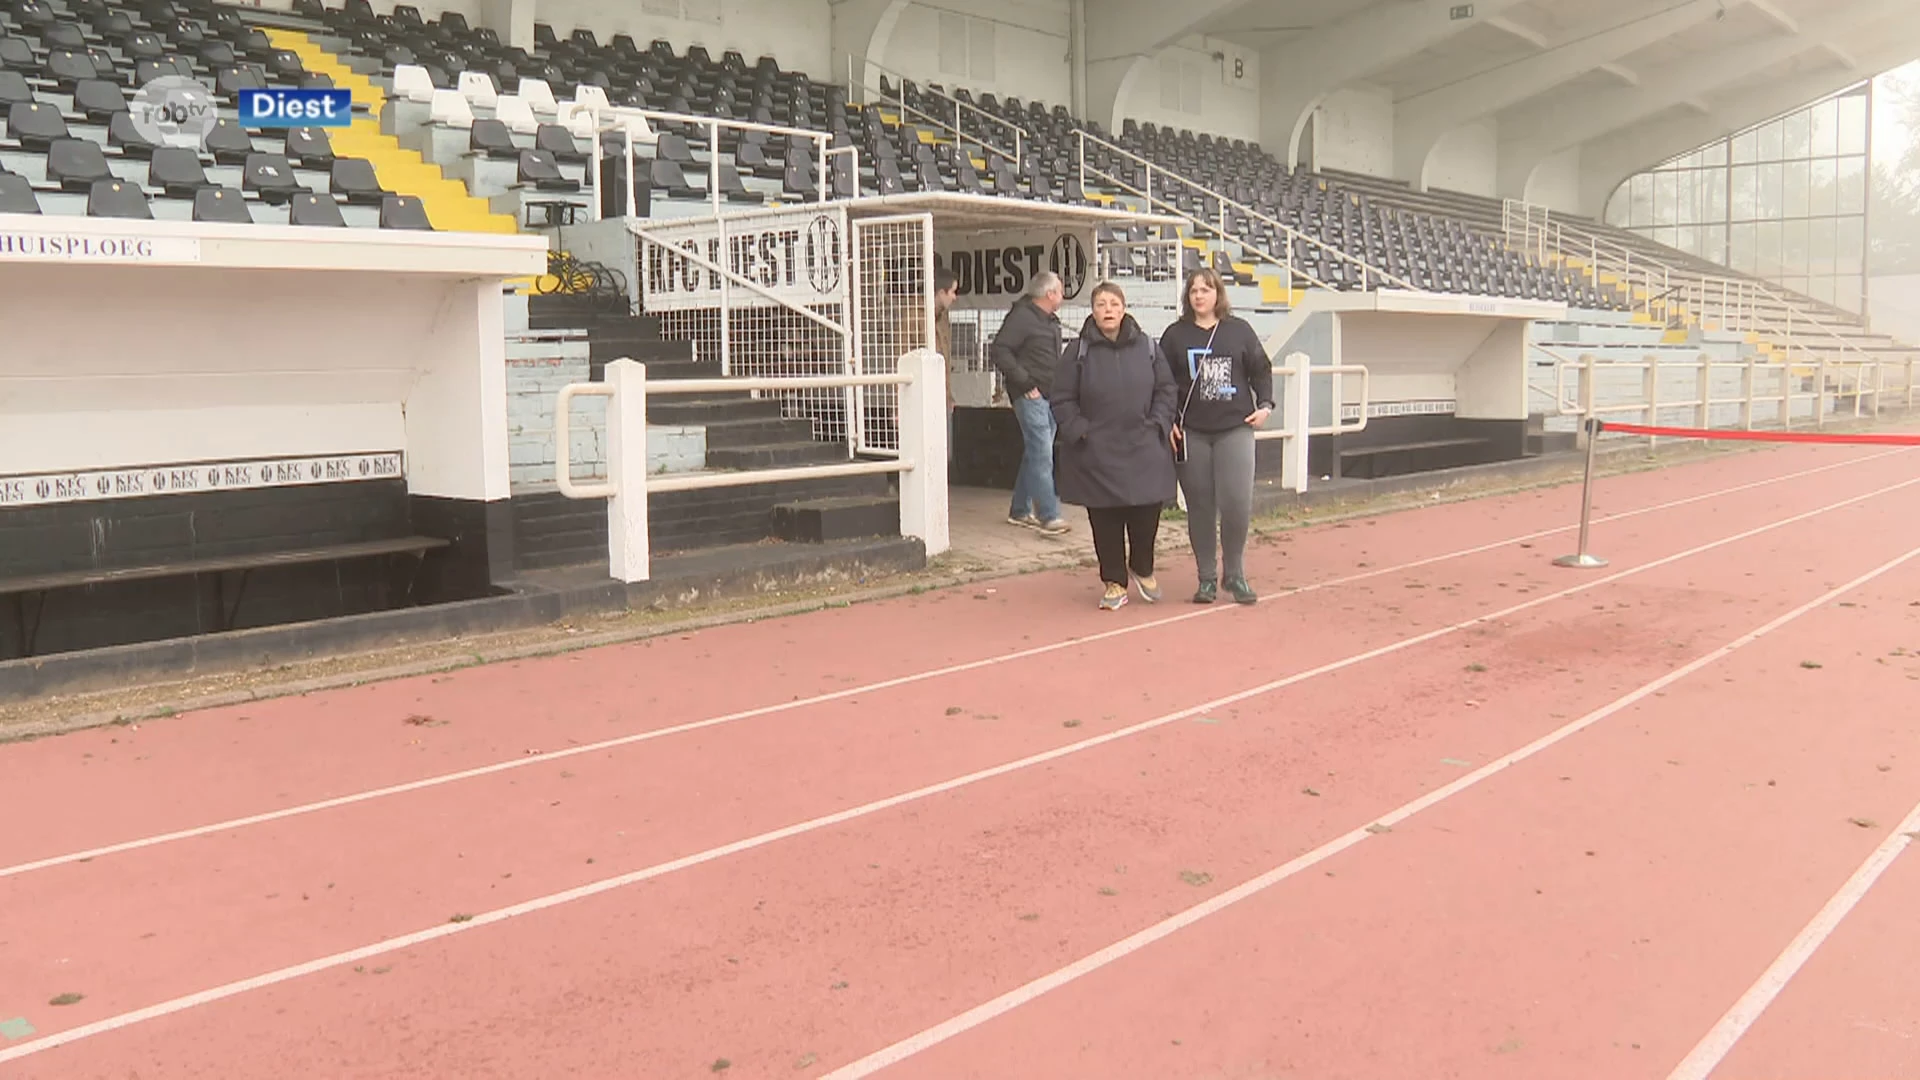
left=852, top=214, right=935, bottom=455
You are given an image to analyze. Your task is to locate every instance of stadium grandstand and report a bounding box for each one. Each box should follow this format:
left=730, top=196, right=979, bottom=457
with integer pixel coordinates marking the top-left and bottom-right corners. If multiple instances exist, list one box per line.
left=2, top=0, right=1919, bottom=660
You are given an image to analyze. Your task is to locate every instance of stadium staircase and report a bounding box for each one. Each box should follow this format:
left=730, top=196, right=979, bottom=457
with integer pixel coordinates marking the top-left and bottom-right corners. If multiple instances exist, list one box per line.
left=264, top=27, right=516, bottom=234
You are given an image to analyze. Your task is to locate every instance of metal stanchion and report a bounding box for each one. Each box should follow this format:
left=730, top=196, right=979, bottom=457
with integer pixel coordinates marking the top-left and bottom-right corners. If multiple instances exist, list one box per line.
left=1554, top=417, right=1609, bottom=569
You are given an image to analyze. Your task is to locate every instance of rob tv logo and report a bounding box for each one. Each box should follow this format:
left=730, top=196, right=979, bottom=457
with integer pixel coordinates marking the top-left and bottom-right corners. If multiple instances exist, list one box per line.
left=237, top=88, right=353, bottom=127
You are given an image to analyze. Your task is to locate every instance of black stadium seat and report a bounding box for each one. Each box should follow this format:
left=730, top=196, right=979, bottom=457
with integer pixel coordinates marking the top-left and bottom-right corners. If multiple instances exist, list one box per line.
left=288, top=191, right=347, bottom=227
left=515, top=148, right=577, bottom=192
left=73, top=79, right=130, bottom=123
left=328, top=157, right=388, bottom=204
left=7, top=101, right=69, bottom=152
left=380, top=194, right=433, bottom=230
left=192, top=186, right=253, bottom=223
left=0, top=71, right=31, bottom=109
left=242, top=153, right=307, bottom=203
left=284, top=127, right=335, bottom=168
left=0, top=171, right=40, bottom=214
left=87, top=178, right=150, bottom=219
left=149, top=146, right=213, bottom=198
left=46, top=138, right=113, bottom=191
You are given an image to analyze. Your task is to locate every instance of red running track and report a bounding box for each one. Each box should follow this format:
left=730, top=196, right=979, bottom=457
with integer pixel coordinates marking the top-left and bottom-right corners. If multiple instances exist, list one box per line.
left=1, top=441, right=1918, bottom=1080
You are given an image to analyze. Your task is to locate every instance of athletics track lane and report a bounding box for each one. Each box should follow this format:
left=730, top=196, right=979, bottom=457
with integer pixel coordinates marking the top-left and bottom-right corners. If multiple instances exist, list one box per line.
left=0, top=442, right=1894, bottom=872
left=0, top=443, right=1914, bottom=1079
left=827, top=532, right=1920, bottom=1080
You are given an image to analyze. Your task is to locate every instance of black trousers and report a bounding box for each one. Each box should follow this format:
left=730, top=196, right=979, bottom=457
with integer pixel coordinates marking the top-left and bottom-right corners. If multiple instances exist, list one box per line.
left=1086, top=503, right=1163, bottom=585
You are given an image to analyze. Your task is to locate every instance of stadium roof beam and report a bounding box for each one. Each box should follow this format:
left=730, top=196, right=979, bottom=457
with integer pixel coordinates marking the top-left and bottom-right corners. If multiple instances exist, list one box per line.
left=1494, top=0, right=1910, bottom=200
left=1257, top=0, right=1540, bottom=171
left=1392, top=0, right=1729, bottom=191
left=1575, top=34, right=1920, bottom=216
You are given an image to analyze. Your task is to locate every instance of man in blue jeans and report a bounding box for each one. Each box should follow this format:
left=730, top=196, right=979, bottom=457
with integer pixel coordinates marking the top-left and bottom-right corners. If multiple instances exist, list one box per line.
left=988, top=272, right=1070, bottom=535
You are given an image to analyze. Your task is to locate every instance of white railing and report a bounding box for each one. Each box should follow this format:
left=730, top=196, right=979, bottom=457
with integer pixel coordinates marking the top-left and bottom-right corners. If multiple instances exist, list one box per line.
left=1245, top=353, right=1372, bottom=492
left=583, top=104, right=834, bottom=219
left=1501, top=198, right=1913, bottom=372
left=1076, top=130, right=1415, bottom=299
left=846, top=54, right=1024, bottom=169
left=554, top=354, right=949, bottom=583
left=1532, top=352, right=1919, bottom=445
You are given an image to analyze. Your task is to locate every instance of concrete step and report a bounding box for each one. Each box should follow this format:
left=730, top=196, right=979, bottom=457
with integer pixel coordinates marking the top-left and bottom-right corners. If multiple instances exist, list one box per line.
left=705, top=440, right=848, bottom=470
left=770, top=495, right=901, bottom=543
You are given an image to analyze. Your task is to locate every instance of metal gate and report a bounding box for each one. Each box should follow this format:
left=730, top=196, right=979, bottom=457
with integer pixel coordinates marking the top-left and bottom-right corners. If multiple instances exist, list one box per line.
left=625, top=207, right=933, bottom=458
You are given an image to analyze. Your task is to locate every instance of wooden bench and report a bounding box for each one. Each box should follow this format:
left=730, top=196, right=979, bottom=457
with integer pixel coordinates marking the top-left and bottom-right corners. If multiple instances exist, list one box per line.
left=0, top=535, right=450, bottom=658
left=1337, top=436, right=1498, bottom=481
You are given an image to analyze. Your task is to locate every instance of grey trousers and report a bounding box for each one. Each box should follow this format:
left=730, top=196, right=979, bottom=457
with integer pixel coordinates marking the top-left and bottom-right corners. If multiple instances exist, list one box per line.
left=1176, top=424, right=1256, bottom=582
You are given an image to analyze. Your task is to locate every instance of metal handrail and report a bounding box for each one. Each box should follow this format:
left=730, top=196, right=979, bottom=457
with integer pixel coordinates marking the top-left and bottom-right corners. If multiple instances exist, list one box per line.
left=845, top=53, right=1024, bottom=167
left=583, top=103, right=834, bottom=217
left=1076, top=129, right=1417, bottom=296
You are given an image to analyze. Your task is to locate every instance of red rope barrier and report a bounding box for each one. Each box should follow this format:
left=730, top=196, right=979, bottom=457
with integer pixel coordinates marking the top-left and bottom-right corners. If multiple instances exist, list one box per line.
left=1597, top=421, right=1920, bottom=447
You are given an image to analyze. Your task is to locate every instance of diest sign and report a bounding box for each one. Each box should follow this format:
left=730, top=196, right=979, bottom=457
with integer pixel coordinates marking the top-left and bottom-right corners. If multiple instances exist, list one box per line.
left=639, top=208, right=848, bottom=312
left=935, top=227, right=1094, bottom=311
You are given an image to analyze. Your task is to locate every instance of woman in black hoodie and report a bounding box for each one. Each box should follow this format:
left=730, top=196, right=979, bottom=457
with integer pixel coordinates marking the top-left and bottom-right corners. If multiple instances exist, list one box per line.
left=1159, top=268, right=1274, bottom=605
left=1050, top=281, right=1179, bottom=611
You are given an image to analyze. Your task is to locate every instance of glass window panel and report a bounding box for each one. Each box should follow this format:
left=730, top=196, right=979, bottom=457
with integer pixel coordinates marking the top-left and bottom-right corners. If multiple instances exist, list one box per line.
left=1654, top=226, right=1679, bottom=249
left=1631, top=173, right=1654, bottom=226
left=1655, top=171, right=1679, bottom=225
left=1810, top=158, right=1837, bottom=217
left=1831, top=274, right=1862, bottom=314
left=1782, top=218, right=1811, bottom=273
left=1757, top=220, right=1782, bottom=275
left=1837, top=155, right=1865, bottom=214
left=1759, top=120, right=1784, bottom=162
left=1730, top=222, right=1757, bottom=272
left=1606, top=187, right=1629, bottom=226
left=1785, top=109, right=1812, bottom=158
left=1837, top=220, right=1864, bottom=274
left=1783, top=159, right=1810, bottom=218
left=1702, top=140, right=1728, bottom=168
left=1809, top=275, right=1836, bottom=304
left=1757, top=162, right=1783, bottom=217
left=1708, top=172, right=1727, bottom=222
left=1676, top=225, right=1698, bottom=255
left=1838, top=93, right=1867, bottom=155
left=1809, top=217, right=1837, bottom=274
left=1732, top=129, right=1758, bottom=163
left=1705, top=225, right=1728, bottom=265
left=1810, top=99, right=1837, bottom=156
left=1730, top=165, right=1756, bottom=219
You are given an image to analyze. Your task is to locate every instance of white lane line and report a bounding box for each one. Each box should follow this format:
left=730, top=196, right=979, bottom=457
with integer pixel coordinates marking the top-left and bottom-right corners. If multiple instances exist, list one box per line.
left=2, top=472, right=1913, bottom=1067
left=1664, top=803, right=1920, bottom=1080
left=0, top=447, right=1903, bottom=883
left=820, top=541, right=1920, bottom=1080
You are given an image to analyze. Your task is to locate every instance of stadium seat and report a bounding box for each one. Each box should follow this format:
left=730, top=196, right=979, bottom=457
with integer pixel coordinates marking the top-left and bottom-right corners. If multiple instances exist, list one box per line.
left=514, top=148, right=577, bottom=192
left=148, top=146, right=214, bottom=198
left=468, top=118, right=519, bottom=159
left=205, top=120, right=258, bottom=166
left=243, top=153, right=307, bottom=203
left=192, top=186, right=253, bottom=224
left=72, top=79, right=130, bottom=123
left=87, top=178, right=150, bottom=219
left=0, top=71, right=31, bottom=109
left=288, top=191, right=347, bottom=227
left=328, top=157, right=388, bottom=204
left=7, top=102, right=69, bottom=152
left=284, top=128, right=335, bottom=169
left=47, top=138, right=114, bottom=192
left=380, top=194, right=433, bottom=230
left=0, top=171, right=40, bottom=214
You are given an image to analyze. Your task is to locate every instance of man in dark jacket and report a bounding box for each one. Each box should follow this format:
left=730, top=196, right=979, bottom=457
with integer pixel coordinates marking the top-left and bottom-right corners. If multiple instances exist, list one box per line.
left=988, top=271, right=1069, bottom=534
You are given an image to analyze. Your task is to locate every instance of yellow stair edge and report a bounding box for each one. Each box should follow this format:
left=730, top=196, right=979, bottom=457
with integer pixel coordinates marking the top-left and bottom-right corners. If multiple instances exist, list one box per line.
left=1660, top=329, right=1689, bottom=344
left=264, top=28, right=519, bottom=235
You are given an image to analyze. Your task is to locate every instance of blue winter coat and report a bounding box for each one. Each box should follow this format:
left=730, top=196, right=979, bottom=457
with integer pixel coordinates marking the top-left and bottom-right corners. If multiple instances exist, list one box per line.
left=1049, top=314, right=1179, bottom=509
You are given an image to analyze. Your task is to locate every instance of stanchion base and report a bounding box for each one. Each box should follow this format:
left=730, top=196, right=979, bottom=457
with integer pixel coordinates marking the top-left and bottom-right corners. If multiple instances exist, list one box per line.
left=1552, top=553, right=1610, bottom=569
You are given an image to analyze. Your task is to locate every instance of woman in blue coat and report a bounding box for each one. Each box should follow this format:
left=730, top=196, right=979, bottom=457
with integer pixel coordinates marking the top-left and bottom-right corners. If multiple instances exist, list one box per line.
left=1050, top=281, right=1180, bottom=611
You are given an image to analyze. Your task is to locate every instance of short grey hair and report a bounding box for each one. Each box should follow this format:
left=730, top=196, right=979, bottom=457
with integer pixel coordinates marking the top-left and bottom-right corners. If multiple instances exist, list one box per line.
left=1026, top=271, right=1062, bottom=299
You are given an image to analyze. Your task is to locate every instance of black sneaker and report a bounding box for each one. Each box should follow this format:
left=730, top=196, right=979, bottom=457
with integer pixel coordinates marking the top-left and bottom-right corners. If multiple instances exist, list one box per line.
left=1225, top=576, right=1258, bottom=605
left=1192, top=580, right=1217, bottom=604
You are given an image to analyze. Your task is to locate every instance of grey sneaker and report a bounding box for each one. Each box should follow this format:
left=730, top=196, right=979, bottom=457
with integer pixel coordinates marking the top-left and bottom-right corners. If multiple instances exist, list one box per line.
left=1037, top=518, right=1071, bottom=536
left=1133, top=574, right=1161, bottom=603
left=1007, top=513, right=1040, bottom=529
